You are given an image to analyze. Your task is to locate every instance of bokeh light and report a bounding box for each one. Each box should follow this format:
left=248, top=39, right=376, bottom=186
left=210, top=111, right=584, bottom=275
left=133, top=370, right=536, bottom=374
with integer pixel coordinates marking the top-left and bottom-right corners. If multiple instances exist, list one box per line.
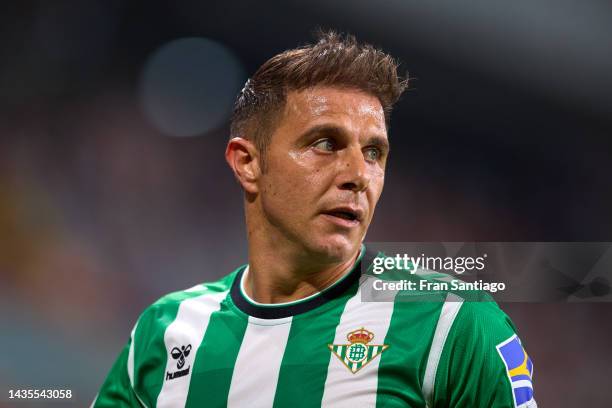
left=140, top=37, right=246, bottom=137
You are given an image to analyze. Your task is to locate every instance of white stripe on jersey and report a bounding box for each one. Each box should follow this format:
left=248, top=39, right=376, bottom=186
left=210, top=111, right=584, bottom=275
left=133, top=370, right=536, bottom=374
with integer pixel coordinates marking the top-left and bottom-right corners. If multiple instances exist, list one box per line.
left=126, top=322, right=149, bottom=407
left=227, top=316, right=293, bottom=408
left=422, top=292, right=464, bottom=407
left=321, top=276, right=398, bottom=408
left=127, top=323, right=138, bottom=388
left=156, top=290, right=228, bottom=408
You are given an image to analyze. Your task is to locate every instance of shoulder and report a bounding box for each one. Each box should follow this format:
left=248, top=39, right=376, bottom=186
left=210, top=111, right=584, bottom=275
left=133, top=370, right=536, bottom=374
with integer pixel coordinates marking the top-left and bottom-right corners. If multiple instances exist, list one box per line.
left=452, top=294, right=516, bottom=332
left=365, top=256, right=536, bottom=405
left=397, top=267, right=520, bottom=354
left=135, top=268, right=240, bottom=334
left=427, top=286, right=535, bottom=407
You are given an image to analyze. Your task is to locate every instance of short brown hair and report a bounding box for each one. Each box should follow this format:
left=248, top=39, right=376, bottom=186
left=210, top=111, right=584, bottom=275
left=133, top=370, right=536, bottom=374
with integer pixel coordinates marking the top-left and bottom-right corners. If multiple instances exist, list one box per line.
left=230, top=30, right=409, bottom=168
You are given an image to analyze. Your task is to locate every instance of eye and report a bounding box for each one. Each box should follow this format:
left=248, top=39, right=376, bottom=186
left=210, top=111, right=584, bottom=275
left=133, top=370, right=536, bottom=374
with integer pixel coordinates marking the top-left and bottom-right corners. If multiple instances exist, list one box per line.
left=312, top=138, right=336, bottom=152
left=364, top=147, right=382, bottom=162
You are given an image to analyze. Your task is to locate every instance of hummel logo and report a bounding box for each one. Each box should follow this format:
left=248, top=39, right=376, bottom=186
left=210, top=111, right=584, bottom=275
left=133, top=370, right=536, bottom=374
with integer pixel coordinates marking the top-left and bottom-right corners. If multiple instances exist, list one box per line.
left=171, top=344, right=192, bottom=369
left=166, top=344, right=192, bottom=381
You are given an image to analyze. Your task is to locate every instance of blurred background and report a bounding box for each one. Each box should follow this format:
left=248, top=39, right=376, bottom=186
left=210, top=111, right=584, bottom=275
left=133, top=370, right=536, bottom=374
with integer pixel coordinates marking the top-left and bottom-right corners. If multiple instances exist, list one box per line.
left=1, top=0, right=611, bottom=406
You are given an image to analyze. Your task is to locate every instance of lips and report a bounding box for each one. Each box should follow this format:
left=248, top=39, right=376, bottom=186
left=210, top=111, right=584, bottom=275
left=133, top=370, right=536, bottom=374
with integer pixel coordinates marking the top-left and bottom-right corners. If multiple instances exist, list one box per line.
left=321, top=206, right=364, bottom=224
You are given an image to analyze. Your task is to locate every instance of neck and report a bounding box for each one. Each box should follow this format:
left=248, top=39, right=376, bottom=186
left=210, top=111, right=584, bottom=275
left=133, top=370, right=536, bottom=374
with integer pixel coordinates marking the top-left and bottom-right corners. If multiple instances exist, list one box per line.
left=244, top=213, right=361, bottom=304
left=244, top=247, right=360, bottom=304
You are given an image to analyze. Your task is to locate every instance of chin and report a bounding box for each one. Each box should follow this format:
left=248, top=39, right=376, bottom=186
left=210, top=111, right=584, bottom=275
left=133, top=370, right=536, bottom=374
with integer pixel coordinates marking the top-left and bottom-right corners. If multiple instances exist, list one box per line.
left=306, top=235, right=361, bottom=264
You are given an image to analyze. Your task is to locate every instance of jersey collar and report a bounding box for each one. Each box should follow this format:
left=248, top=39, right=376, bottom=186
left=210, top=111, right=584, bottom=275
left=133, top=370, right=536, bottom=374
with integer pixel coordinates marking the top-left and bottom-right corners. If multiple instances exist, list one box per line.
left=230, top=245, right=365, bottom=319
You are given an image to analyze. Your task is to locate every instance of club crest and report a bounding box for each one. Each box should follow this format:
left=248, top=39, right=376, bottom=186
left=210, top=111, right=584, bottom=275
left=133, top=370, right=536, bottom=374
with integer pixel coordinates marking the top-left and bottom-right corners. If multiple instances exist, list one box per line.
left=328, top=328, right=388, bottom=374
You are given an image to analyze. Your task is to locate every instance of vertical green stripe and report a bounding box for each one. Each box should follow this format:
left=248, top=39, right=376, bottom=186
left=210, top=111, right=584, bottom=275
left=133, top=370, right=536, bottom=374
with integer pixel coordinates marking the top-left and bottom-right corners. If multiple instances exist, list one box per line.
left=132, top=273, right=237, bottom=406
left=375, top=301, right=443, bottom=407
left=185, top=301, right=248, bottom=407
left=272, top=290, right=355, bottom=408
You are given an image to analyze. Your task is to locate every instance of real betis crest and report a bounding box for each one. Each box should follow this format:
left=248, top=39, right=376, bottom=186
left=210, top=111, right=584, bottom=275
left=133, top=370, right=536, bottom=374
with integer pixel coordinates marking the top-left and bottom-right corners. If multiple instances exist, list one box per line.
left=328, top=327, right=389, bottom=374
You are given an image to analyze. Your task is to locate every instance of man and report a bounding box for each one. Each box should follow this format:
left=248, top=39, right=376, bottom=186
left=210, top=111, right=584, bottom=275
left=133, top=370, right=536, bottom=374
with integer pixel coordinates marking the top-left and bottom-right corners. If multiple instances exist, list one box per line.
left=94, top=31, right=536, bottom=407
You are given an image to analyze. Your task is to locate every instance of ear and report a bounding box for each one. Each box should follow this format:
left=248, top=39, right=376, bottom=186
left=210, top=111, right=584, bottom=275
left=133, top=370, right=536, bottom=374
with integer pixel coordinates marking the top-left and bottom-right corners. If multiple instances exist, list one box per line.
left=225, top=137, right=261, bottom=194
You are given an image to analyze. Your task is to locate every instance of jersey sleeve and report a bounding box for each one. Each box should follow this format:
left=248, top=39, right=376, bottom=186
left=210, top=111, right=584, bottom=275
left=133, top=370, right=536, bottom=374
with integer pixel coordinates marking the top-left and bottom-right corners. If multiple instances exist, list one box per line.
left=92, top=330, right=144, bottom=407
left=431, top=300, right=537, bottom=408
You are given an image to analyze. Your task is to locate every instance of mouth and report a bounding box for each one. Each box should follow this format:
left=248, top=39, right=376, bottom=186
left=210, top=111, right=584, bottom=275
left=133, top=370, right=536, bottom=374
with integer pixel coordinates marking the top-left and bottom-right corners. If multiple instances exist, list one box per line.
left=321, top=206, right=364, bottom=227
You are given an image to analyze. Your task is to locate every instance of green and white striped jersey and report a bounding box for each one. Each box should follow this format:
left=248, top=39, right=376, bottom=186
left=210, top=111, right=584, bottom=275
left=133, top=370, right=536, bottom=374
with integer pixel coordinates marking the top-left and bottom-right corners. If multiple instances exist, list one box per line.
left=94, top=247, right=537, bottom=407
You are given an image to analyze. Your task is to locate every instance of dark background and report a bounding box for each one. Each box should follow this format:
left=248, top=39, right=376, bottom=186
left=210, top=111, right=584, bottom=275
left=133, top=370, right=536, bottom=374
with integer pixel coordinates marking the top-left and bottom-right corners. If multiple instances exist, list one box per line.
left=1, top=0, right=611, bottom=406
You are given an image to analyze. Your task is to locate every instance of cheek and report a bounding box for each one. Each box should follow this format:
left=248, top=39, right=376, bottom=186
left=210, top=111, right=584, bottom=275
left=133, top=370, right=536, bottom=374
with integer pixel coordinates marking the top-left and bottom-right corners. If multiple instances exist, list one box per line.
left=289, top=150, right=329, bottom=182
left=367, top=171, right=385, bottom=209
left=272, top=152, right=331, bottom=198
left=261, top=161, right=317, bottom=219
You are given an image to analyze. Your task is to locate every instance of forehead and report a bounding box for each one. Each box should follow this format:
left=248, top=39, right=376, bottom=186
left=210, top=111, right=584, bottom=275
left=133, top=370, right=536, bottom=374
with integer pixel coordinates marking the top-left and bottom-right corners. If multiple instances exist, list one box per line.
left=282, top=86, right=386, bottom=131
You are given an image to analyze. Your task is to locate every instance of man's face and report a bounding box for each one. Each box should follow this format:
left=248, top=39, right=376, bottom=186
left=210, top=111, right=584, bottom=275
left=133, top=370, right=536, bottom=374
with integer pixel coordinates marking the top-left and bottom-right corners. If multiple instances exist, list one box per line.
left=258, top=86, right=389, bottom=262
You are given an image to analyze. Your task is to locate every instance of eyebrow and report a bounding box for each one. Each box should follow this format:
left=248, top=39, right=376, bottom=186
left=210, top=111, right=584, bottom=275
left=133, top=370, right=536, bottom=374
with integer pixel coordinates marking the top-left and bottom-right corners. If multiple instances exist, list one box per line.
left=297, top=124, right=390, bottom=152
left=297, top=124, right=345, bottom=143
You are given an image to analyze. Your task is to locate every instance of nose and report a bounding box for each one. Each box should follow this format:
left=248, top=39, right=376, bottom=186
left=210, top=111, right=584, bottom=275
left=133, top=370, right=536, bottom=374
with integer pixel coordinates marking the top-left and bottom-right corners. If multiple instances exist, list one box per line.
left=337, top=145, right=370, bottom=192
